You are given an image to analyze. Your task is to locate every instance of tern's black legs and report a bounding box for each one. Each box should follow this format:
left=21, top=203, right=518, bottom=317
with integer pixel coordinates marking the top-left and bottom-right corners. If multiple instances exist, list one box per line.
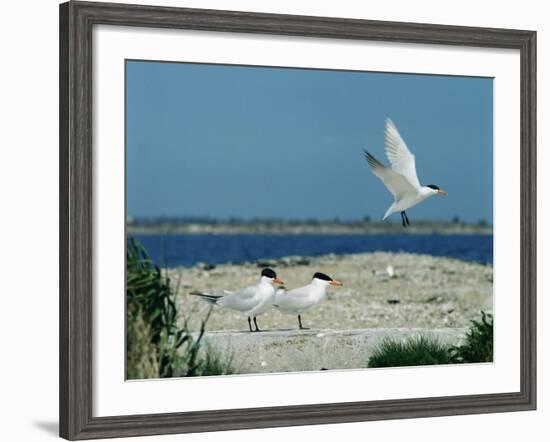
left=400, top=211, right=410, bottom=227
left=298, top=314, right=310, bottom=330
left=248, top=316, right=261, bottom=332
left=253, top=316, right=261, bottom=332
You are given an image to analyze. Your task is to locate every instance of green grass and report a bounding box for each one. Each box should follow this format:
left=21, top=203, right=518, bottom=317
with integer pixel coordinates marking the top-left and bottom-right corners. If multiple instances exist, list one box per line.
left=368, top=336, right=453, bottom=368
left=367, top=312, right=494, bottom=368
left=195, top=347, right=234, bottom=377
left=450, top=312, right=493, bottom=363
left=126, top=237, right=232, bottom=379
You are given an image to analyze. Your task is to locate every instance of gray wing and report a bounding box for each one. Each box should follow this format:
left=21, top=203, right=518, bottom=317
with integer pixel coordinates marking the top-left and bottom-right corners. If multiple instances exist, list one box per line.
left=274, top=285, right=314, bottom=311
left=364, top=151, right=416, bottom=200
left=217, top=285, right=258, bottom=312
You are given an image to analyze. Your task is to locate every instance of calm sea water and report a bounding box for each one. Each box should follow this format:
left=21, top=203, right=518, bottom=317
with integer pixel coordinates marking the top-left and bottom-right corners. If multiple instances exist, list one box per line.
left=133, top=234, right=493, bottom=268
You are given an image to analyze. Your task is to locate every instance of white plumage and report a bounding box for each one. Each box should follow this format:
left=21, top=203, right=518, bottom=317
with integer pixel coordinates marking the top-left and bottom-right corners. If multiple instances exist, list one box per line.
left=364, top=118, right=447, bottom=225
left=191, top=269, right=284, bottom=332
left=216, top=283, right=276, bottom=317
left=274, top=272, right=342, bottom=330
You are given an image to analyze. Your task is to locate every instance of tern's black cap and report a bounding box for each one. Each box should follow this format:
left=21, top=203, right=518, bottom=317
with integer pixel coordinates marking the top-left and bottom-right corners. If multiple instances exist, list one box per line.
left=312, top=272, right=332, bottom=281
left=261, top=268, right=277, bottom=279
left=427, top=184, right=440, bottom=190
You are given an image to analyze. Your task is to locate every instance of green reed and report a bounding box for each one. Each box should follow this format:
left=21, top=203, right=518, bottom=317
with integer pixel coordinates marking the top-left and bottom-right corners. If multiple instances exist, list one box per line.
left=126, top=237, right=232, bottom=378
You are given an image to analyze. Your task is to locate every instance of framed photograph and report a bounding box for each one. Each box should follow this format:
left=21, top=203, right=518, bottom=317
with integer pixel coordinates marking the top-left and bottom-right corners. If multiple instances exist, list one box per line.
left=59, top=1, right=536, bottom=439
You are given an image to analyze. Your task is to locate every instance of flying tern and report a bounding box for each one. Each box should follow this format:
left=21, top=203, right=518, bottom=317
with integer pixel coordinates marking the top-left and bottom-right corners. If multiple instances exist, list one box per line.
left=190, top=268, right=284, bottom=332
left=274, top=272, right=342, bottom=330
left=364, top=118, right=447, bottom=227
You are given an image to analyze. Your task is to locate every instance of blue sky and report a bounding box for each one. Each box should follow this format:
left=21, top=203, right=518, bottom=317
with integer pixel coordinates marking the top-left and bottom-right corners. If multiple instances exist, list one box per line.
left=126, top=61, right=493, bottom=223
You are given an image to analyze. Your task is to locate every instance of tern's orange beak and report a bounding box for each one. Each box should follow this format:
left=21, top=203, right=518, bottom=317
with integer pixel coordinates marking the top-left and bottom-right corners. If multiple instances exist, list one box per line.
left=330, top=279, right=343, bottom=286
left=274, top=277, right=284, bottom=285
left=437, top=189, right=448, bottom=195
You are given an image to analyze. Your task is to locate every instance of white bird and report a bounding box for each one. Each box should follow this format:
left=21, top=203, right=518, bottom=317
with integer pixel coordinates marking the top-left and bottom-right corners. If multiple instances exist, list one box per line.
left=364, top=118, right=447, bottom=227
left=274, top=272, right=342, bottom=330
left=190, top=268, right=284, bottom=332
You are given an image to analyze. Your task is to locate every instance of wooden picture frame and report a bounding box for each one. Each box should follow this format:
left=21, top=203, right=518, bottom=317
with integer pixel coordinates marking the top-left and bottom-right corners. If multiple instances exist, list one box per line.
left=59, top=1, right=536, bottom=439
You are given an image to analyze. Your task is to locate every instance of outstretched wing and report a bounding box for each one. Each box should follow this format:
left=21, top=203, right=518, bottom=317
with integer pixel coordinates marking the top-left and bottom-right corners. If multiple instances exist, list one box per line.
left=384, top=118, right=421, bottom=189
left=364, top=151, right=415, bottom=199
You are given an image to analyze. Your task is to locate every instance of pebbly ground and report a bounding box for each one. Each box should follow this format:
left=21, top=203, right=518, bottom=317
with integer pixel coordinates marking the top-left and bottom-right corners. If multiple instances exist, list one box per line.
left=166, top=252, right=493, bottom=333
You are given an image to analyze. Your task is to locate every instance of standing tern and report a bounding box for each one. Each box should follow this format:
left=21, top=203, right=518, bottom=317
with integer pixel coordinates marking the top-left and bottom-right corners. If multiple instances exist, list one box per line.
left=364, top=118, right=447, bottom=227
left=190, top=268, right=284, bottom=332
left=274, top=272, right=342, bottom=330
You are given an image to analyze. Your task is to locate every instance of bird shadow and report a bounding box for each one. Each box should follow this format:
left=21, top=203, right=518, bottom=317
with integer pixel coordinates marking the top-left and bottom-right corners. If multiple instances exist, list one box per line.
left=231, top=327, right=298, bottom=334
left=33, top=420, right=58, bottom=437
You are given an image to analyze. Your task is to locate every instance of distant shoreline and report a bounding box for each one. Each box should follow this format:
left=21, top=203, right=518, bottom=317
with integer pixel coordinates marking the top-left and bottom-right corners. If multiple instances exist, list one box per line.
left=127, top=221, right=492, bottom=236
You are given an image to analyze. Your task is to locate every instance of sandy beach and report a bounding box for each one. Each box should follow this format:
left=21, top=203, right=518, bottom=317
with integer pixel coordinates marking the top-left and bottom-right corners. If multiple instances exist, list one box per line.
left=167, top=252, right=493, bottom=332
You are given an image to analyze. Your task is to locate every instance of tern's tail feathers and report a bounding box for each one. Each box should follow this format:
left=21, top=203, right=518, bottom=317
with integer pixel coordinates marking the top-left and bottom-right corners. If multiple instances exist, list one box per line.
left=382, top=203, right=396, bottom=220
left=189, top=291, right=223, bottom=305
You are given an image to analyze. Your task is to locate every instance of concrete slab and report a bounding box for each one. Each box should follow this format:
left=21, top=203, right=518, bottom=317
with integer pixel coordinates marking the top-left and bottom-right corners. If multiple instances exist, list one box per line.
left=195, top=328, right=467, bottom=374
